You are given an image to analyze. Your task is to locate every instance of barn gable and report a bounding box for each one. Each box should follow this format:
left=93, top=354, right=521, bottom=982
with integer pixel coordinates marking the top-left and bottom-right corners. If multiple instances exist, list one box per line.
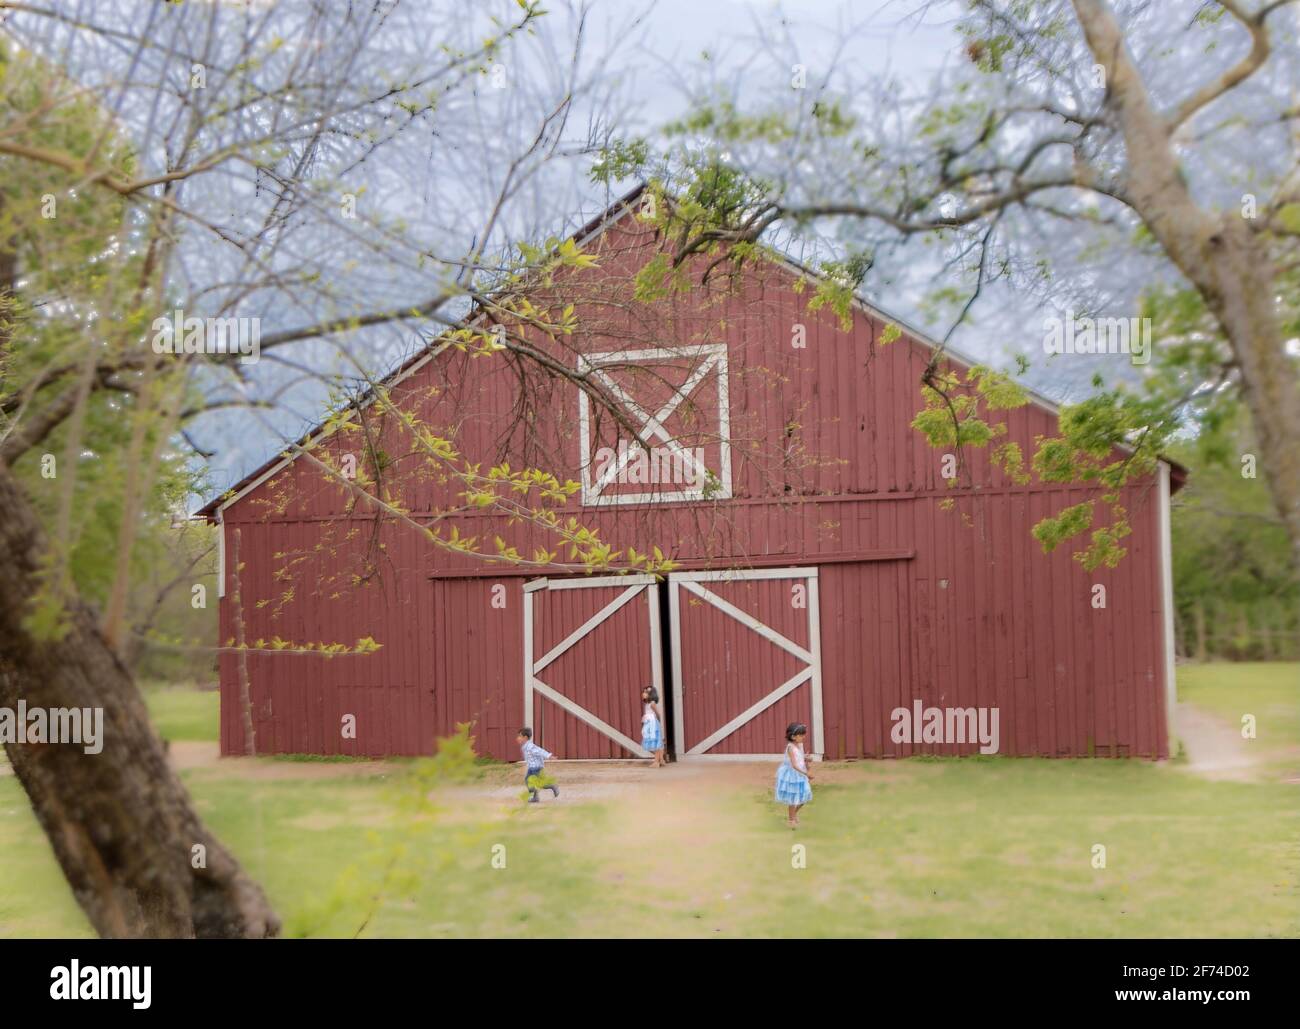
left=205, top=185, right=1177, bottom=524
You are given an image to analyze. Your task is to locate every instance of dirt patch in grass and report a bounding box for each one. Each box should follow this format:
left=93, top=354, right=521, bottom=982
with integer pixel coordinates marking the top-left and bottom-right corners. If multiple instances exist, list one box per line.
left=1173, top=702, right=1265, bottom=783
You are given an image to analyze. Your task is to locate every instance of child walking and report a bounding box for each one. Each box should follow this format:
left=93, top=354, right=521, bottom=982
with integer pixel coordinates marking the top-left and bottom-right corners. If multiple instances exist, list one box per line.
left=775, top=722, right=813, bottom=828
left=516, top=727, right=559, bottom=804
left=641, top=686, right=666, bottom=767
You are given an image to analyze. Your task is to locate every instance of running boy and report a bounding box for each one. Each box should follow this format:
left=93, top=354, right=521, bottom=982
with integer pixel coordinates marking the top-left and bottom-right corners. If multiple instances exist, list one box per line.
left=517, top=726, right=560, bottom=803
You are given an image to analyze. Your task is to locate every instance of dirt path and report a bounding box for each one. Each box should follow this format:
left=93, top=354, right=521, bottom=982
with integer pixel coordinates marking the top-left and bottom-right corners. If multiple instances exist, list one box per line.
left=1172, top=701, right=1263, bottom=782
left=554, top=760, right=774, bottom=935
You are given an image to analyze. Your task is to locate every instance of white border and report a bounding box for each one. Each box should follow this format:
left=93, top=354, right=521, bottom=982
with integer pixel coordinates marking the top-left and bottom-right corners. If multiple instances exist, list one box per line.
left=577, top=343, right=733, bottom=507
left=1158, top=461, right=1177, bottom=757
left=671, top=566, right=819, bottom=583
left=216, top=511, right=226, bottom=599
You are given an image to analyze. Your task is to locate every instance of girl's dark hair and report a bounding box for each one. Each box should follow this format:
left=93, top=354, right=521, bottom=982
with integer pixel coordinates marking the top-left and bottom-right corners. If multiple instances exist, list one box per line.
left=785, top=722, right=808, bottom=741
left=642, top=686, right=659, bottom=703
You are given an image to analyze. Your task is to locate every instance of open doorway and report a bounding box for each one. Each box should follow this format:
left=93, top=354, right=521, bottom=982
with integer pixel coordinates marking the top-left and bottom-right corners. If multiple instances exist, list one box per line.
left=655, top=581, right=677, bottom=763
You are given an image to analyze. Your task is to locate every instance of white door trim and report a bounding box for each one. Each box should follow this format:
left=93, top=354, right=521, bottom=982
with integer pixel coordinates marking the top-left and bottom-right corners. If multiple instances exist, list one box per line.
left=1158, top=461, right=1177, bottom=756
left=671, top=566, right=819, bottom=583
left=668, top=576, right=686, bottom=757
left=526, top=573, right=658, bottom=592
left=524, top=577, right=661, bottom=758
left=669, top=567, right=823, bottom=760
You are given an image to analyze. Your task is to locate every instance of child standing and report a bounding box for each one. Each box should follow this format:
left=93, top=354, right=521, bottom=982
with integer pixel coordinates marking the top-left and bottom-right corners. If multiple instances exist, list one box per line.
left=775, top=722, right=813, bottom=828
left=641, top=686, right=666, bottom=768
left=516, top=727, right=559, bottom=804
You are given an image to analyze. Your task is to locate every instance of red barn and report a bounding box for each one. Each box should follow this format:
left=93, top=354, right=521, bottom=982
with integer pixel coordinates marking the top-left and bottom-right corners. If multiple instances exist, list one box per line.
left=199, top=187, right=1185, bottom=763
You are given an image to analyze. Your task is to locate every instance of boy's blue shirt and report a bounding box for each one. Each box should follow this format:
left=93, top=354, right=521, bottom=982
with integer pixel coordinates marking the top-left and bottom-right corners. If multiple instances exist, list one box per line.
left=521, top=739, right=551, bottom=768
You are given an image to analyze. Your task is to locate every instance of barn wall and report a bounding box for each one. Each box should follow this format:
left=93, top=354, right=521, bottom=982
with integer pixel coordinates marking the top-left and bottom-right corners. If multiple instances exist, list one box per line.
left=219, top=478, right=1168, bottom=760
left=218, top=519, right=522, bottom=759
left=216, top=204, right=1171, bottom=762
left=812, top=483, right=1166, bottom=760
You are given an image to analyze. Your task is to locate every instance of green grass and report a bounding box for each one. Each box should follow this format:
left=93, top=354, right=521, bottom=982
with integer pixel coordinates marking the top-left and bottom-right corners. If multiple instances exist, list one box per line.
left=1, top=663, right=1296, bottom=938
left=729, top=760, right=1298, bottom=938
left=0, top=768, right=602, bottom=939
left=142, top=685, right=219, bottom=743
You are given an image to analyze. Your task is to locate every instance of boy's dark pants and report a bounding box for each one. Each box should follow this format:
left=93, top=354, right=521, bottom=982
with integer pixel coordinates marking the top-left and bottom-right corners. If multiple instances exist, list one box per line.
left=524, top=765, right=557, bottom=799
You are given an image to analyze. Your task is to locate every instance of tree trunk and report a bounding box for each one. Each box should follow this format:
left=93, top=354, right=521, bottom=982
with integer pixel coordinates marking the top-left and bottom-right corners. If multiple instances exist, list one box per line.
left=1073, top=0, right=1300, bottom=574
left=0, top=462, right=278, bottom=938
left=1196, top=219, right=1300, bottom=574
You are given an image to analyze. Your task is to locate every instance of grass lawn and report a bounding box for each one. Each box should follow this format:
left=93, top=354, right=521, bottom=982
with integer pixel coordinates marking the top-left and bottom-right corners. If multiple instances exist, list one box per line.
left=143, top=684, right=220, bottom=742
left=1, top=665, right=1296, bottom=938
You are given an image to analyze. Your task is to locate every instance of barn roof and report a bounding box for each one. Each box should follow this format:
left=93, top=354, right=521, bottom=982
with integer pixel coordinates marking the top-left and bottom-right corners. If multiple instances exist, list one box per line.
left=196, top=183, right=1186, bottom=519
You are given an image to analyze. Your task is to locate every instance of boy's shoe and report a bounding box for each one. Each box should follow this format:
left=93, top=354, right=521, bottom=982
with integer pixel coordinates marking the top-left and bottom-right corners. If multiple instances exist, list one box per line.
left=548, top=784, right=559, bottom=797
left=528, top=794, right=540, bottom=804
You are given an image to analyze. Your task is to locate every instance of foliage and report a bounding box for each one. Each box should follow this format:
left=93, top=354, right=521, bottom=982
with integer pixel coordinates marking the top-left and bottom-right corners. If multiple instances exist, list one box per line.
left=1169, top=407, right=1298, bottom=658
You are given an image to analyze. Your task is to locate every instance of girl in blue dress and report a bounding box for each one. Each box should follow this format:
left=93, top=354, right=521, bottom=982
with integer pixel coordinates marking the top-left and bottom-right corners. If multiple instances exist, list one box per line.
left=641, top=686, right=666, bottom=767
left=775, top=722, right=813, bottom=827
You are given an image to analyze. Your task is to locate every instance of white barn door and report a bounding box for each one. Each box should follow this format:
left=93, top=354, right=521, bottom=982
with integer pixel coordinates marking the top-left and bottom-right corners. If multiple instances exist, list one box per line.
left=523, top=575, right=664, bottom=759
left=668, top=567, right=823, bottom=760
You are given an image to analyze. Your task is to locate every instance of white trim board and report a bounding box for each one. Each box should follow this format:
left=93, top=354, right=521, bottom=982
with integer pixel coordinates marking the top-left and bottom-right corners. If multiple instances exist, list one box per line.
left=682, top=753, right=823, bottom=763
left=1157, top=460, right=1177, bottom=757
left=671, top=566, right=819, bottom=583
left=216, top=511, right=226, bottom=599
left=526, top=574, right=657, bottom=592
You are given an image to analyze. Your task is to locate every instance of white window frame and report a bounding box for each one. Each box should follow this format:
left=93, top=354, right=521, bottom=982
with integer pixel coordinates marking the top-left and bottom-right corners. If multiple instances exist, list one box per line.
left=577, top=343, right=732, bottom=506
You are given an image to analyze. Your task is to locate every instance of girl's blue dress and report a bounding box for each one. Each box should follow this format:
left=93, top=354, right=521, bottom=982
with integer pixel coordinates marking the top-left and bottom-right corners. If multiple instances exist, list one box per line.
left=775, top=744, right=812, bottom=805
left=641, top=704, right=663, bottom=752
